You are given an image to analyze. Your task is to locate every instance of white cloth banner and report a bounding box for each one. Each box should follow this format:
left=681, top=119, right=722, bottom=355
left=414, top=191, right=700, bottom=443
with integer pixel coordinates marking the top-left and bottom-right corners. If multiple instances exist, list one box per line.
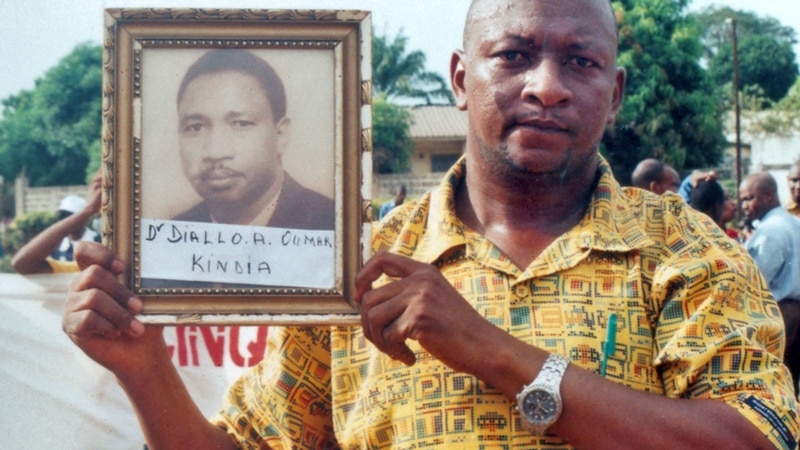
left=0, top=273, right=267, bottom=450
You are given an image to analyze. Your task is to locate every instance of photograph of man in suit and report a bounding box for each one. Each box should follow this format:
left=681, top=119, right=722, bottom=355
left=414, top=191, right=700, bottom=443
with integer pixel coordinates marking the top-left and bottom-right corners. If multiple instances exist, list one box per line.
left=139, top=49, right=336, bottom=289
left=172, top=49, right=334, bottom=229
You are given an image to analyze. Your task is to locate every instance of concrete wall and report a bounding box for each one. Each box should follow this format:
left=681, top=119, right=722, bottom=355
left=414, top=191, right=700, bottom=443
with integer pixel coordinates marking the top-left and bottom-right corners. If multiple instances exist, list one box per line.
left=14, top=175, right=88, bottom=217
left=749, top=135, right=800, bottom=205
left=372, top=172, right=442, bottom=202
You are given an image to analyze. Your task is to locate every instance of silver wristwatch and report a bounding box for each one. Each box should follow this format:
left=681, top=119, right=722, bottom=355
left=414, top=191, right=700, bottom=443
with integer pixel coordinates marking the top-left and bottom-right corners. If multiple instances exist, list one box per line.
left=516, top=353, right=570, bottom=434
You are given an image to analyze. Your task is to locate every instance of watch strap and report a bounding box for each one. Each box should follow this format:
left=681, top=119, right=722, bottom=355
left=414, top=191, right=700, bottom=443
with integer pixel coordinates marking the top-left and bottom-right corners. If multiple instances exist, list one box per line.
left=534, top=353, right=569, bottom=387
left=516, top=353, right=570, bottom=433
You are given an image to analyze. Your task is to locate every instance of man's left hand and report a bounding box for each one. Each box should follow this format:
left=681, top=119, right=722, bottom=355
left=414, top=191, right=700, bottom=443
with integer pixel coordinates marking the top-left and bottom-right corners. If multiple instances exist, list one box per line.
left=355, top=251, right=504, bottom=373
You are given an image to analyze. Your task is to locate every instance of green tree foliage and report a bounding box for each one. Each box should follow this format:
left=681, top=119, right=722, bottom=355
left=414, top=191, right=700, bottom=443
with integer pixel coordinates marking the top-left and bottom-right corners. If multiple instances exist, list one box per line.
left=372, top=28, right=454, bottom=106
left=371, top=27, right=448, bottom=173
left=0, top=210, right=57, bottom=272
left=604, top=0, right=726, bottom=181
left=372, top=95, right=414, bottom=174
left=710, top=35, right=797, bottom=104
left=778, top=76, right=800, bottom=111
left=0, top=42, right=102, bottom=187
left=740, top=76, right=800, bottom=136
left=0, top=32, right=433, bottom=184
left=693, top=6, right=798, bottom=103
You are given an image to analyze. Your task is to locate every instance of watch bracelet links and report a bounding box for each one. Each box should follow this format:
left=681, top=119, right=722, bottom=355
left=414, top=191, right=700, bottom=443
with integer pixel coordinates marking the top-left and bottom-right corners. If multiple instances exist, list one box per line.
left=535, top=353, right=569, bottom=387
left=515, top=353, right=570, bottom=414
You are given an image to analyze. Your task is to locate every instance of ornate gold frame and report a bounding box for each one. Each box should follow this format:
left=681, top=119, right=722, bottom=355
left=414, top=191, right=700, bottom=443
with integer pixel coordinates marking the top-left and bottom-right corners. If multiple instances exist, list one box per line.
left=101, top=9, right=372, bottom=324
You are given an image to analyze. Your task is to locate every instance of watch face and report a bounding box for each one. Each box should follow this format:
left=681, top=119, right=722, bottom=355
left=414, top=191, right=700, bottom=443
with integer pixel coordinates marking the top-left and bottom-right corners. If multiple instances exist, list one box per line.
left=522, top=389, right=558, bottom=423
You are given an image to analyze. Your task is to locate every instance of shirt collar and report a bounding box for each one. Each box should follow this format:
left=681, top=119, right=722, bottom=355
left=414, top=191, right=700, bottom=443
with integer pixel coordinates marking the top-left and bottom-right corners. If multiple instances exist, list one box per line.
left=411, top=155, right=655, bottom=272
left=410, top=155, right=468, bottom=264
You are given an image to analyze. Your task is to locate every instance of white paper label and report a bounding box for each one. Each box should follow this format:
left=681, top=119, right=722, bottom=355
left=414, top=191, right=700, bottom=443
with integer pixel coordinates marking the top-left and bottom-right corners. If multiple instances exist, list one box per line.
left=140, top=219, right=335, bottom=288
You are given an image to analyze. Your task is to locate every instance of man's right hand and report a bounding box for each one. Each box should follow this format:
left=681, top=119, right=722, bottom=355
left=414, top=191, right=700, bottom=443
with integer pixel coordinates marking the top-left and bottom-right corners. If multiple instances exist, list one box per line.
left=63, top=242, right=236, bottom=449
left=63, top=241, right=164, bottom=377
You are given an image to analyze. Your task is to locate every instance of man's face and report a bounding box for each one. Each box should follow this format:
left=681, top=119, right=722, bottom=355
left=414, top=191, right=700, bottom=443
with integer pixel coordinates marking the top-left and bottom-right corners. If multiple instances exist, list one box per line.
left=788, top=164, right=800, bottom=204
left=395, top=188, right=406, bottom=204
left=453, top=0, right=624, bottom=178
left=178, top=71, right=289, bottom=210
left=739, top=180, right=768, bottom=221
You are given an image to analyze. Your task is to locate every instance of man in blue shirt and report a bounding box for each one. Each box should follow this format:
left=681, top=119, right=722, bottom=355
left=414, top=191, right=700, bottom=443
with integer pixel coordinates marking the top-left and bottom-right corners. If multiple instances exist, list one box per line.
left=740, top=172, right=800, bottom=301
left=740, top=171, right=800, bottom=392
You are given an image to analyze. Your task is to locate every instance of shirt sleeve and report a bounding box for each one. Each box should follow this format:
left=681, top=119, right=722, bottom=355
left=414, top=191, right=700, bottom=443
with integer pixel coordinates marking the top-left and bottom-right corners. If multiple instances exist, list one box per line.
left=677, top=174, right=693, bottom=202
left=650, top=213, right=799, bottom=449
left=210, top=326, right=338, bottom=449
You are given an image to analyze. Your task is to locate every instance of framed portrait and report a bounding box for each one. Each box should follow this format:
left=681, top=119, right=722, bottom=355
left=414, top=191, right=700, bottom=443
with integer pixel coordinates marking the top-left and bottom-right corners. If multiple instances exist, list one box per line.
left=101, top=9, right=373, bottom=324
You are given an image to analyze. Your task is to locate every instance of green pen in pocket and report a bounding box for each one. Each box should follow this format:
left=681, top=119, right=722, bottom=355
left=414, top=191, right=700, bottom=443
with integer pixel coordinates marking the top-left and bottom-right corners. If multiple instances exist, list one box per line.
left=600, top=312, right=618, bottom=377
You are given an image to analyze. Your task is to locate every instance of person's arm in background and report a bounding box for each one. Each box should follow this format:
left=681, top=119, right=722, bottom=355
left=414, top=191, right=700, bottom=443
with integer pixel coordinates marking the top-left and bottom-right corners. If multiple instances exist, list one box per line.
left=678, top=170, right=718, bottom=203
left=11, top=172, right=101, bottom=274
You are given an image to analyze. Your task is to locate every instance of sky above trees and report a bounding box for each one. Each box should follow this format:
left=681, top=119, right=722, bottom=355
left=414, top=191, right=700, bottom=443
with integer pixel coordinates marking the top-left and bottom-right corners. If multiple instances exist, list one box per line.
left=1, top=0, right=798, bottom=103
left=0, top=0, right=797, bottom=192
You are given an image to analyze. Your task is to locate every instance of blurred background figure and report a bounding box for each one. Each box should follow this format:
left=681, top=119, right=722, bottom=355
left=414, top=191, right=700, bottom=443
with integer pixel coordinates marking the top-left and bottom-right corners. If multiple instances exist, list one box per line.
left=689, top=178, right=726, bottom=226
left=630, top=158, right=680, bottom=195
left=739, top=171, right=800, bottom=391
left=720, top=190, right=740, bottom=240
left=681, top=169, right=743, bottom=241
left=378, top=184, right=407, bottom=219
left=787, top=159, right=800, bottom=218
left=11, top=172, right=101, bottom=274
left=739, top=172, right=800, bottom=302
left=688, top=179, right=742, bottom=241
left=678, top=169, right=718, bottom=203
left=51, top=195, right=99, bottom=260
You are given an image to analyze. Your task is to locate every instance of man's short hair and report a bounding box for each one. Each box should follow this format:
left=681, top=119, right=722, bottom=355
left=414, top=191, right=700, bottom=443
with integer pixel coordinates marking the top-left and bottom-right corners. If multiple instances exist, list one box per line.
left=631, top=159, right=666, bottom=189
left=750, top=172, right=779, bottom=196
left=176, top=49, right=287, bottom=121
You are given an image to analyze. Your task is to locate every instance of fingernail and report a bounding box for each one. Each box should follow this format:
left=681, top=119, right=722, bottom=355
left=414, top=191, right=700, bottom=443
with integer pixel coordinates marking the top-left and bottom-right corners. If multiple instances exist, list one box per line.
left=128, top=296, right=143, bottom=312
left=111, top=259, right=125, bottom=274
left=129, top=319, right=145, bottom=337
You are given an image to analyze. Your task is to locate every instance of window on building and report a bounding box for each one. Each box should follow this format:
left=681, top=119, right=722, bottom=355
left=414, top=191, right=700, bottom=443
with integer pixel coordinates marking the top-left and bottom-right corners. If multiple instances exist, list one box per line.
left=431, top=154, right=461, bottom=173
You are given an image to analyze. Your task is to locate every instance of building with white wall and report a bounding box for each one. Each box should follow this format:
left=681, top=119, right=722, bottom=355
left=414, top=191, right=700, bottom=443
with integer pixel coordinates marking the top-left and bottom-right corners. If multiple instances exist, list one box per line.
left=749, top=135, right=800, bottom=205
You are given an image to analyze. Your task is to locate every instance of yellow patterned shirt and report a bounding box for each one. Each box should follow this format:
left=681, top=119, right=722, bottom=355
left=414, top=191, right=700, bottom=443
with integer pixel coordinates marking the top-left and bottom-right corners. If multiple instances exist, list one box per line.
left=212, top=156, right=799, bottom=449
left=46, top=258, right=79, bottom=273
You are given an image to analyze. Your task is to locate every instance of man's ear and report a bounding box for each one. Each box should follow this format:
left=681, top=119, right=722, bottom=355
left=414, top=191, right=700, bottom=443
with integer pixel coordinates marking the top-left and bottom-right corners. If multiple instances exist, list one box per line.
left=450, top=50, right=468, bottom=111
left=276, top=117, right=292, bottom=156
left=607, top=67, right=626, bottom=125
left=648, top=180, right=661, bottom=195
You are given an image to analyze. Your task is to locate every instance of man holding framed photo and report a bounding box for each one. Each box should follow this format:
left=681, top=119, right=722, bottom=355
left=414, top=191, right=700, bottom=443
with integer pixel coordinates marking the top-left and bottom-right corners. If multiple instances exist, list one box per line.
left=64, top=1, right=797, bottom=448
